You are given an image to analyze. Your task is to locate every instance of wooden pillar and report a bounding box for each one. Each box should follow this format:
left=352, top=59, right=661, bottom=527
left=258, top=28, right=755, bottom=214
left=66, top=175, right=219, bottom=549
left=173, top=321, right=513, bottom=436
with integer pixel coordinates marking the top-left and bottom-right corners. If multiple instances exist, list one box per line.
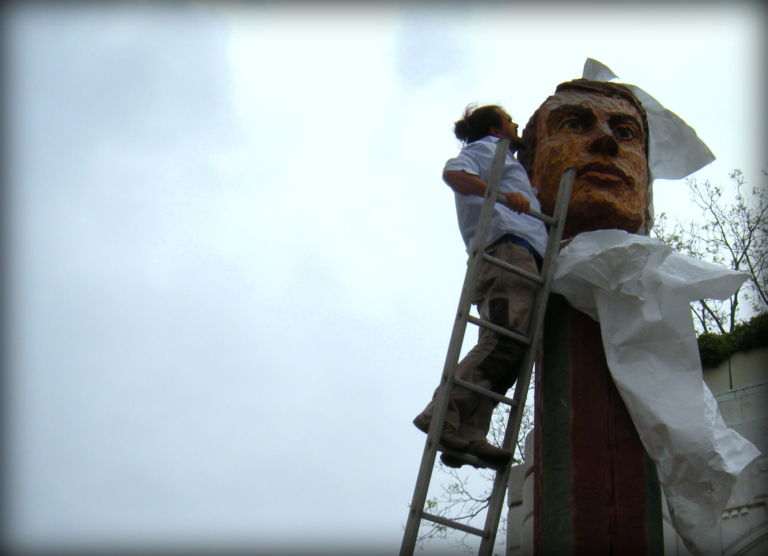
left=533, top=294, right=663, bottom=555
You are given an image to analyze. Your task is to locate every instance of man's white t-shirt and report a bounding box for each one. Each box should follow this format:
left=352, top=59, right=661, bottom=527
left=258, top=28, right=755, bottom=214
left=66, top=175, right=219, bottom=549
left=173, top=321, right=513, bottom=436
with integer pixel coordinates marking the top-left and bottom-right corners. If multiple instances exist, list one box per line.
left=444, top=135, right=547, bottom=256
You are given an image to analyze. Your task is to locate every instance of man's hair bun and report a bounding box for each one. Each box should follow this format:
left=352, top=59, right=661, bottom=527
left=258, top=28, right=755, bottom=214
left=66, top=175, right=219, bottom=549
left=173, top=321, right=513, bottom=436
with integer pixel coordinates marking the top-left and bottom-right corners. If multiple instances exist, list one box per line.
left=452, top=104, right=504, bottom=144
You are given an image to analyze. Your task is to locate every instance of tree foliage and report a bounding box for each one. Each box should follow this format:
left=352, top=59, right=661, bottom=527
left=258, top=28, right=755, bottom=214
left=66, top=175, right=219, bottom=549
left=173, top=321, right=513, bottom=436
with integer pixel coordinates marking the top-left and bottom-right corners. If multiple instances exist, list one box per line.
left=651, top=169, right=768, bottom=334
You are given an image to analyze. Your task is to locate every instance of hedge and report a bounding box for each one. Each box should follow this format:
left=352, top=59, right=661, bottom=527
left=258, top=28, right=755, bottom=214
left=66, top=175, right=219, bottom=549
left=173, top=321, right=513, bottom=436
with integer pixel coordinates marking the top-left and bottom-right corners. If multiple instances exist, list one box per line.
left=698, top=311, right=768, bottom=369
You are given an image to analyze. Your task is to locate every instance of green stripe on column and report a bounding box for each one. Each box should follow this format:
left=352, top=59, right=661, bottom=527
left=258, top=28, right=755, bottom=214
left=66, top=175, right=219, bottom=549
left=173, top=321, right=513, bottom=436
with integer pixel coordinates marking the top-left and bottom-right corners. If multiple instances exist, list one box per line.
left=644, top=455, right=664, bottom=555
left=536, top=294, right=573, bottom=555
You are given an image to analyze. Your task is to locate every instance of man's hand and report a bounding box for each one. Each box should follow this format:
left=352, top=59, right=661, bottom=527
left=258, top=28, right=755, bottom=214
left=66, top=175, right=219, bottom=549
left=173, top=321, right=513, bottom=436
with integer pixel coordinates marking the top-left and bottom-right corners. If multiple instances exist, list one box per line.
left=500, top=191, right=530, bottom=213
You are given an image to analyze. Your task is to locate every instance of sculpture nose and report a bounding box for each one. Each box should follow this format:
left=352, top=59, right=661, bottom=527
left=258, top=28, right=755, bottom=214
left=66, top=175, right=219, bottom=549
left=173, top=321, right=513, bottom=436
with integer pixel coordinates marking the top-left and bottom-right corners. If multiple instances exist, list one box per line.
left=588, top=134, right=619, bottom=156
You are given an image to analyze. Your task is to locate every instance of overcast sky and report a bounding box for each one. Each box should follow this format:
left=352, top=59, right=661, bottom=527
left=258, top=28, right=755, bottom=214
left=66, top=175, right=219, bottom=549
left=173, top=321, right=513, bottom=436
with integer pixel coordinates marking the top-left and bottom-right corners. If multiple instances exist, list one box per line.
left=5, top=2, right=765, bottom=554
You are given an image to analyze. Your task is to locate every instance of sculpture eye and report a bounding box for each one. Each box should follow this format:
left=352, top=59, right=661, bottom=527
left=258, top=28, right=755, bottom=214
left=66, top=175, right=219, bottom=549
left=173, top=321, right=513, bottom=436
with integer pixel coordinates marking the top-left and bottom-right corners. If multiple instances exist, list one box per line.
left=560, top=118, right=583, bottom=131
left=615, top=126, right=635, bottom=140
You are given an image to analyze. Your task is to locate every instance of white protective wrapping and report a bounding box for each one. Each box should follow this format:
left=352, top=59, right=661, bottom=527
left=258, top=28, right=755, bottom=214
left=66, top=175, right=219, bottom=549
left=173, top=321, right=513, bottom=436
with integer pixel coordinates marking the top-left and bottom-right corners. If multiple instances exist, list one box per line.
left=552, top=230, right=760, bottom=556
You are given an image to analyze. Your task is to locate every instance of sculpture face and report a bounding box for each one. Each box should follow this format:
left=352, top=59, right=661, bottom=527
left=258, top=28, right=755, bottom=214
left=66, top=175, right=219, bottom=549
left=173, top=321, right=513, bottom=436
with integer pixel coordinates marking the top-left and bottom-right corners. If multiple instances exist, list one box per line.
left=529, top=90, right=649, bottom=237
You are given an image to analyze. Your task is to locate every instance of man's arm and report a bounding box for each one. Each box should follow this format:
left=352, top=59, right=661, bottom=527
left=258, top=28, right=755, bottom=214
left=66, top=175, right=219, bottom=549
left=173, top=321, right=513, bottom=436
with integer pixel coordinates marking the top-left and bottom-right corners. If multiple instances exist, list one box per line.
left=442, top=169, right=530, bottom=213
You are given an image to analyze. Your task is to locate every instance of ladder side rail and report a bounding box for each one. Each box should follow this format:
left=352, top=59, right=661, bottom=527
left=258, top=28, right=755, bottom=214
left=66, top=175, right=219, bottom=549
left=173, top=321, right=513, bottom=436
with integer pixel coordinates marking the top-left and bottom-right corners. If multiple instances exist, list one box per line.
left=476, top=168, right=575, bottom=556
left=399, top=137, right=511, bottom=556
left=477, top=453, right=516, bottom=555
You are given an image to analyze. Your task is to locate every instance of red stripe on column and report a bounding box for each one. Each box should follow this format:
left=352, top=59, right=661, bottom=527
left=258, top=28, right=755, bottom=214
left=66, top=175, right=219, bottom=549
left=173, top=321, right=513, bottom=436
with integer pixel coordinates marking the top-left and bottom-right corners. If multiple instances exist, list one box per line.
left=570, top=309, right=611, bottom=554
left=610, top=373, right=647, bottom=555
left=570, top=308, right=648, bottom=555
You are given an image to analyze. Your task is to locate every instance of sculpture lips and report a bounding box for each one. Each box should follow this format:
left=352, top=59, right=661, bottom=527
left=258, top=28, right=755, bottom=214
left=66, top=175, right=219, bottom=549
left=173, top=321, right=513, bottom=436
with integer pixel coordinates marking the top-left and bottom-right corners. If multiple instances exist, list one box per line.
left=577, top=163, right=629, bottom=187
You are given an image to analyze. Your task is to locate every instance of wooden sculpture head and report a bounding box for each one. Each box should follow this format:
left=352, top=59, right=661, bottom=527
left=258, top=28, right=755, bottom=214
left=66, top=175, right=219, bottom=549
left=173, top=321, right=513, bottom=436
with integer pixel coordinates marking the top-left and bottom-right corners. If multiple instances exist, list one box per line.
left=518, top=79, right=650, bottom=238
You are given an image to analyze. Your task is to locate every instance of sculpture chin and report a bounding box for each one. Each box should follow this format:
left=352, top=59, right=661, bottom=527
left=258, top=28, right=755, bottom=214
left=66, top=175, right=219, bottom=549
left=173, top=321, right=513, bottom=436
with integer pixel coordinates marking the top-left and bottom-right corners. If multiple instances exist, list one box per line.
left=538, top=181, right=646, bottom=239
left=556, top=196, right=644, bottom=238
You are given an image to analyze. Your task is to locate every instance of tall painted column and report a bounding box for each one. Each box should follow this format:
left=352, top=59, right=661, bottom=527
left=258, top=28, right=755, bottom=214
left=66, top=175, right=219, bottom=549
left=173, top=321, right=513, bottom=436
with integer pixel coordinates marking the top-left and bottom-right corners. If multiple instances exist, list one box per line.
left=515, top=77, right=664, bottom=554
left=533, top=295, right=663, bottom=555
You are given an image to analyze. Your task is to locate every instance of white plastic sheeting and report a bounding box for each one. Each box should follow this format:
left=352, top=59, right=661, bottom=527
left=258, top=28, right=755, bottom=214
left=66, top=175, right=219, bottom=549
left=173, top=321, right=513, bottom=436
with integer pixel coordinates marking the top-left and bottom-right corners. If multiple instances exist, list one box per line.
left=552, top=230, right=761, bottom=556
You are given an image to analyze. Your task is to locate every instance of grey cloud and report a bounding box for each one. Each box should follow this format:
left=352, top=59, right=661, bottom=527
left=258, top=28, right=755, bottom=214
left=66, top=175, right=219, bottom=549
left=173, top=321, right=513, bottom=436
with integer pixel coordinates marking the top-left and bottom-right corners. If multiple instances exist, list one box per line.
left=9, top=4, right=235, bottom=159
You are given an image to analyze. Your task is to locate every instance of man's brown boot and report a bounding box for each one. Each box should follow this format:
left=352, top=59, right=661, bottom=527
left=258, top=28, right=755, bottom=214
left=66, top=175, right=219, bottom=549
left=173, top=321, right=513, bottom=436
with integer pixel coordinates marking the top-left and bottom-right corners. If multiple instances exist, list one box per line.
left=413, top=414, right=471, bottom=452
left=467, top=439, right=512, bottom=465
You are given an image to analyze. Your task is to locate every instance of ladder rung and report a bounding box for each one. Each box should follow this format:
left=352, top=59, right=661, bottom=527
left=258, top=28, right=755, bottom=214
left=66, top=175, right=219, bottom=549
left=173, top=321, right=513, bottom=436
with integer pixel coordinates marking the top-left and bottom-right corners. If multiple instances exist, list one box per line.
left=481, top=253, right=543, bottom=284
left=528, top=208, right=555, bottom=226
left=421, top=511, right=488, bottom=538
left=466, top=315, right=531, bottom=345
left=496, top=194, right=555, bottom=225
left=453, top=377, right=518, bottom=407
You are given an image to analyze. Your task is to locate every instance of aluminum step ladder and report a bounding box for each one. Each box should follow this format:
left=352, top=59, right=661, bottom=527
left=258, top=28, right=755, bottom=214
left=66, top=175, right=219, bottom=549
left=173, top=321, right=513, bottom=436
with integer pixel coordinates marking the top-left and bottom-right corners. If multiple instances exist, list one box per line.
left=400, top=136, right=574, bottom=556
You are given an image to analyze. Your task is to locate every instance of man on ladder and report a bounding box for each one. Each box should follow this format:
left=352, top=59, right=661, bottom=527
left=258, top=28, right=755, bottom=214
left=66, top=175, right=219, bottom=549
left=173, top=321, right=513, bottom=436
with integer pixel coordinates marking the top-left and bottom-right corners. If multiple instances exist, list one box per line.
left=412, top=104, right=547, bottom=468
